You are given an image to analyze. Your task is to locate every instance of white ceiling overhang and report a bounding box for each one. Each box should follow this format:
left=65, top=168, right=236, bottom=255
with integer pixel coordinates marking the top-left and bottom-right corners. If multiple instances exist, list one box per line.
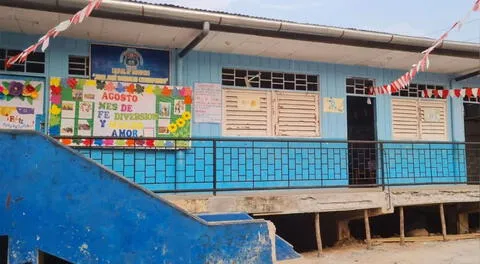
left=0, top=6, right=478, bottom=75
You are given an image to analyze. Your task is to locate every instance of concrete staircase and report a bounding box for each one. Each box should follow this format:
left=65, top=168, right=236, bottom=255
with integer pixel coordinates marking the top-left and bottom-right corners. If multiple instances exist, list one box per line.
left=0, top=130, right=276, bottom=263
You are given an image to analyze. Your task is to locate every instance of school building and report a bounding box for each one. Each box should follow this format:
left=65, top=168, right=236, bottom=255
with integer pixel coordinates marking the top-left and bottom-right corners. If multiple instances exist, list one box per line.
left=1, top=0, right=479, bottom=261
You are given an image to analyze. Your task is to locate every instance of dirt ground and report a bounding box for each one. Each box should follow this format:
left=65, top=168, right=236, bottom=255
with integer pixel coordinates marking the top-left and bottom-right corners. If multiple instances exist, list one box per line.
left=281, top=239, right=480, bottom=264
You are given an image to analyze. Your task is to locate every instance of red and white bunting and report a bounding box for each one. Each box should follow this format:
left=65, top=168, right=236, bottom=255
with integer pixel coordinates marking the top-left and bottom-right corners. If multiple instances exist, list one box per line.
left=5, top=0, right=103, bottom=68
left=370, top=0, right=480, bottom=95
left=421, top=88, right=480, bottom=99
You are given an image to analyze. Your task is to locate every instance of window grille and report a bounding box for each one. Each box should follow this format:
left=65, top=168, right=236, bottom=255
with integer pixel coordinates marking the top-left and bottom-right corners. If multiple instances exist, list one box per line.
left=222, top=68, right=319, bottom=91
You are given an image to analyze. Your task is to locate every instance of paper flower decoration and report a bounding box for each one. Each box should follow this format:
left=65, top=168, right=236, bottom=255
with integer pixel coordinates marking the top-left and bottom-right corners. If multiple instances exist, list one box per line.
left=50, top=105, right=61, bottom=115
left=176, top=118, right=186, bottom=128
left=184, top=95, right=192, bottom=105
left=50, top=77, right=61, bottom=87
left=67, top=78, right=78, bottom=89
left=162, top=86, right=171, bottom=96
left=182, top=111, right=191, bottom=120
left=116, top=83, right=125, bottom=93
left=167, top=123, right=178, bottom=133
left=105, top=82, right=115, bottom=91
left=145, top=85, right=154, bottom=94
left=126, top=84, right=136, bottom=94
left=50, top=85, right=62, bottom=95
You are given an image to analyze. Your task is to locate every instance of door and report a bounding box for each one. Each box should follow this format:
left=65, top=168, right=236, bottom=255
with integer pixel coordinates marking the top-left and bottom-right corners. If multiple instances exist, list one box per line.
left=464, top=103, right=480, bottom=184
left=347, top=96, right=377, bottom=185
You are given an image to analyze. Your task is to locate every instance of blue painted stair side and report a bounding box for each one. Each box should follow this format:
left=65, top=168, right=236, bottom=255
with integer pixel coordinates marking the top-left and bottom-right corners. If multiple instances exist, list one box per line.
left=197, top=212, right=302, bottom=261
left=0, top=130, right=274, bottom=264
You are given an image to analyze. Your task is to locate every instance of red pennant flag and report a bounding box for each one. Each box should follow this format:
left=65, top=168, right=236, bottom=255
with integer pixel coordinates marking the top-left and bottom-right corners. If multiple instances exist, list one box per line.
left=423, top=89, right=429, bottom=98
left=466, top=88, right=473, bottom=98
left=442, top=90, right=449, bottom=99
left=454, top=89, right=461, bottom=98
left=433, top=89, right=440, bottom=98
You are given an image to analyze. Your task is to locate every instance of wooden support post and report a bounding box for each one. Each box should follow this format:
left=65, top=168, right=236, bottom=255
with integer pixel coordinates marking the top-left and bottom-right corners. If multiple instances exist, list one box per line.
left=399, top=206, right=405, bottom=246
left=364, top=209, right=372, bottom=249
left=440, top=203, right=447, bottom=241
left=315, top=213, right=323, bottom=257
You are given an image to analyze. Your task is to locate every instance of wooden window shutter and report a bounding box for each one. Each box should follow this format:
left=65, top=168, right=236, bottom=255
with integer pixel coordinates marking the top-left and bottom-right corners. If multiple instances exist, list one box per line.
left=273, top=91, right=320, bottom=137
left=392, top=98, right=420, bottom=140
left=222, top=88, right=272, bottom=136
left=419, top=99, right=448, bottom=141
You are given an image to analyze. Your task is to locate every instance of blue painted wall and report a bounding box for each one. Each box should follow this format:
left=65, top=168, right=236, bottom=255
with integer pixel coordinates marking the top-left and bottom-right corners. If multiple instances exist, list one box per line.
left=0, top=130, right=274, bottom=264
left=0, top=31, right=473, bottom=191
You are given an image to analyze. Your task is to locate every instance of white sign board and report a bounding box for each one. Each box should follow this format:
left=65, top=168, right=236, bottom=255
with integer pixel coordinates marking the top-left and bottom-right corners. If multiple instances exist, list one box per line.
left=194, top=83, right=222, bottom=123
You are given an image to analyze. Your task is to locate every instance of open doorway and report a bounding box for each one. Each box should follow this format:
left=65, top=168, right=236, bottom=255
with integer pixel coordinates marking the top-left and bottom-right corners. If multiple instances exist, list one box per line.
left=347, top=96, right=377, bottom=185
left=464, top=103, right=480, bottom=184
left=0, top=236, right=7, bottom=264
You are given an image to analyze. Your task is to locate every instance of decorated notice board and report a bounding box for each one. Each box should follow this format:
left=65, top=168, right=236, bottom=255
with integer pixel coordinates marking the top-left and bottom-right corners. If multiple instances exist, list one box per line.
left=0, top=79, right=44, bottom=130
left=48, top=77, right=192, bottom=147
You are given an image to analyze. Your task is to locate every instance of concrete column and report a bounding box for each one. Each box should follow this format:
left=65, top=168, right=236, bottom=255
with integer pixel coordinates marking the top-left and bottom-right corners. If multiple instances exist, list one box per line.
left=457, top=212, right=470, bottom=234
left=315, top=213, right=323, bottom=256
left=399, top=206, right=405, bottom=246
left=364, top=210, right=372, bottom=249
left=439, top=203, right=447, bottom=241
left=337, top=220, right=351, bottom=241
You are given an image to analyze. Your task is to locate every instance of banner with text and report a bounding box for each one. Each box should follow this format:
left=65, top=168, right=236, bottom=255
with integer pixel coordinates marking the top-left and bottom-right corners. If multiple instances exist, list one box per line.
left=91, top=44, right=170, bottom=85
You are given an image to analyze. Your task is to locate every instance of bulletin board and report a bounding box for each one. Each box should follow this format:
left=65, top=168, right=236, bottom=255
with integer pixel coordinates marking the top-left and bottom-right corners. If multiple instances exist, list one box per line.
left=0, top=78, right=44, bottom=130
left=48, top=77, right=192, bottom=147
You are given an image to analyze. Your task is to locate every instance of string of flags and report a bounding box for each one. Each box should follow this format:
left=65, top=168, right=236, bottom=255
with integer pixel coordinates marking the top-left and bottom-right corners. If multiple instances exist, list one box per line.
left=421, top=88, right=480, bottom=99
left=370, top=0, right=480, bottom=95
left=5, top=0, right=103, bottom=68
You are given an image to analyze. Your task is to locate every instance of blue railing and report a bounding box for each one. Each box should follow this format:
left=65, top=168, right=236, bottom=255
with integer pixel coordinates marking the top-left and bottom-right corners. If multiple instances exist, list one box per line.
left=55, top=137, right=480, bottom=194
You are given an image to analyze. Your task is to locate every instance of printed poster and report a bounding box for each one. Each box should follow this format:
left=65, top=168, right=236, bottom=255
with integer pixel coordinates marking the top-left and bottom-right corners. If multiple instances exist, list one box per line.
left=323, top=97, right=345, bottom=113
left=194, top=83, right=222, bottom=123
left=0, top=106, right=35, bottom=130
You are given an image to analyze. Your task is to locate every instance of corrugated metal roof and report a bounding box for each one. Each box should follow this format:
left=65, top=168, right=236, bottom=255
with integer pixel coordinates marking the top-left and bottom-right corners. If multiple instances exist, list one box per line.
left=121, top=0, right=398, bottom=37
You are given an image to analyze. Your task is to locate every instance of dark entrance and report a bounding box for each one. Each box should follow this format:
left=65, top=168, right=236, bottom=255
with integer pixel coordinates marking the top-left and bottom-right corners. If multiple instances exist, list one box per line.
left=464, top=103, right=480, bottom=184
left=347, top=96, right=377, bottom=185
left=0, top=236, right=7, bottom=264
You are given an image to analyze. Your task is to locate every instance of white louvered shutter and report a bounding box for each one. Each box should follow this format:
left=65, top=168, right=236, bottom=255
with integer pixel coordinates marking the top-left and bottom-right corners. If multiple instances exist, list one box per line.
left=419, top=99, right=448, bottom=141
left=222, top=88, right=272, bottom=136
left=392, top=98, right=420, bottom=140
left=273, top=91, right=320, bottom=137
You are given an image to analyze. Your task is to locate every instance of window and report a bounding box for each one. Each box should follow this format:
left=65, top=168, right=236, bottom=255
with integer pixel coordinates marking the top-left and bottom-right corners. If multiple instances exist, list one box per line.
left=222, top=88, right=320, bottom=137
left=346, top=77, right=375, bottom=95
left=392, top=98, right=448, bottom=141
left=222, top=68, right=319, bottom=91
left=392, top=83, right=444, bottom=98
left=0, top=49, right=45, bottom=74
left=68, top=55, right=90, bottom=76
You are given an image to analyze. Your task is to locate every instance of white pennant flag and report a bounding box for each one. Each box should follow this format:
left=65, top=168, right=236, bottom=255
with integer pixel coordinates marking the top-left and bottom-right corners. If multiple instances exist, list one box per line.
left=41, top=37, right=50, bottom=52
left=450, top=90, right=456, bottom=98
left=55, top=20, right=72, bottom=32
left=460, top=89, right=466, bottom=98
left=472, top=88, right=479, bottom=98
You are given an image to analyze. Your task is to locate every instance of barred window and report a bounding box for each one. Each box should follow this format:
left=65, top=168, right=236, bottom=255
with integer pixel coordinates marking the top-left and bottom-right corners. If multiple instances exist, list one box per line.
left=68, top=55, right=90, bottom=77
left=392, top=83, right=444, bottom=98
left=0, top=49, right=45, bottom=74
left=222, top=68, right=319, bottom=91
left=346, top=77, right=375, bottom=95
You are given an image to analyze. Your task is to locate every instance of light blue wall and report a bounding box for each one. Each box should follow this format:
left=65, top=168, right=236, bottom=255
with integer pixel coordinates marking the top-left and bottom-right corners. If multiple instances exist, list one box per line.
left=0, top=130, right=274, bottom=264
left=0, top=31, right=472, bottom=191
left=0, top=31, right=467, bottom=141
left=179, top=51, right=461, bottom=141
